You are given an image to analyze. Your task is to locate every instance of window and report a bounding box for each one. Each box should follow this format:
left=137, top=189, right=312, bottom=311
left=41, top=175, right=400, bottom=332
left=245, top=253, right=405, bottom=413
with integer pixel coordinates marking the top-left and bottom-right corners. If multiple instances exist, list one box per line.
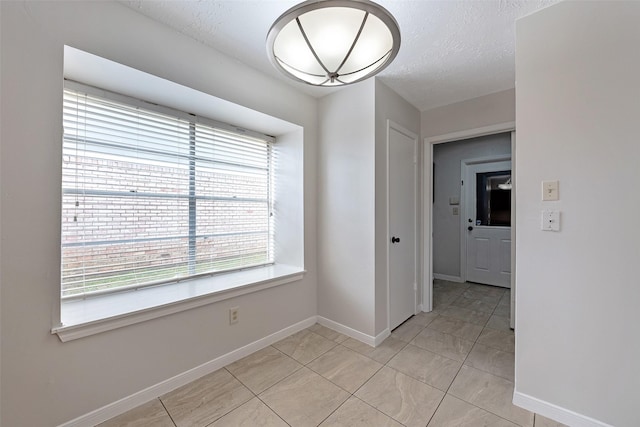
left=54, top=48, right=304, bottom=341
left=62, top=83, right=275, bottom=299
left=475, top=171, right=511, bottom=226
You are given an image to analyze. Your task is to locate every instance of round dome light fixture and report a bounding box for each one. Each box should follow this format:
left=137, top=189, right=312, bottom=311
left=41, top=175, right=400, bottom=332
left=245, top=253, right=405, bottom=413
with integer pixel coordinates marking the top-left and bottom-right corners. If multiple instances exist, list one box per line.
left=266, top=0, right=401, bottom=87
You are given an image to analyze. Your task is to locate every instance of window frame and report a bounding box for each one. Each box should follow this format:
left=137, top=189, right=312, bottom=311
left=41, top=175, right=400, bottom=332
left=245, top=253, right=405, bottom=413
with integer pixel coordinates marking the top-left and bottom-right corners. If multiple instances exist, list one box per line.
left=61, top=81, right=277, bottom=299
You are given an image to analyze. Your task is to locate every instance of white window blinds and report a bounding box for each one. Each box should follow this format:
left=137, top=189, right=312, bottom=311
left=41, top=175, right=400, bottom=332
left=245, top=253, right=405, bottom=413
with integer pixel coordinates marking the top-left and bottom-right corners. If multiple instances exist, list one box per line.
left=61, top=83, right=275, bottom=299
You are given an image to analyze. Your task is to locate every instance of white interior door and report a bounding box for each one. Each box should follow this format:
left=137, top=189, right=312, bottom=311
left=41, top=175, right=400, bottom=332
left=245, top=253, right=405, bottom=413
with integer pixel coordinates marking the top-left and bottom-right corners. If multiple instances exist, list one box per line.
left=464, top=160, right=511, bottom=288
left=388, top=123, right=417, bottom=330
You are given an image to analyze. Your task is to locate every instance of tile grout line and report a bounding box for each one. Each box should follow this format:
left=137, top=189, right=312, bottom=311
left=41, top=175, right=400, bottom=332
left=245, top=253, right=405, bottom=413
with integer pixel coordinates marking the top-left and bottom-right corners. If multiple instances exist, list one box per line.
left=157, top=397, right=178, bottom=427
left=425, top=281, right=507, bottom=426
left=385, top=316, right=449, bottom=427
left=391, top=296, right=486, bottom=394
left=191, top=367, right=255, bottom=426
left=305, top=344, right=386, bottom=394
left=347, top=394, right=409, bottom=426
left=430, top=282, right=528, bottom=427
left=311, top=337, right=395, bottom=425
left=222, top=354, right=294, bottom=427
left=253, top=393, right=293, bottom=427
left=223, top=346, right=303, bottom=426
left=465, top=287, right=516, bottom=381
left=422, top=283, right=475, bottom=426
left=305, top=329, right=412, bottom=426
left=424, top=311, right=474, bottom=425
left=247, top=334, right=356, bottom=427
left=346, top=337, right=415, bottom=426
left=373, top=284, right=521, bottom=426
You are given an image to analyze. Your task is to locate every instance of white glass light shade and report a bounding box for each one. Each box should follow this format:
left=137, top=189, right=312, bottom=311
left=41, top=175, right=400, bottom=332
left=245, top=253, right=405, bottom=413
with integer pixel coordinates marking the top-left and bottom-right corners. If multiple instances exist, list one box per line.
left=267, top=0, right=401, bottom=86
left=498, top=177, right=512, bottom=190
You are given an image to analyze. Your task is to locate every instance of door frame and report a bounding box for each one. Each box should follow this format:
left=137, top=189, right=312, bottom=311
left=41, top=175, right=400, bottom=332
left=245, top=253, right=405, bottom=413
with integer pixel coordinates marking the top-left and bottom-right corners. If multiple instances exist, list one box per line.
left=460, top=156, right=512, bottom=285
left=387, top=120, right=419, bottom=332
left=422, top=122, right=515, bottom=315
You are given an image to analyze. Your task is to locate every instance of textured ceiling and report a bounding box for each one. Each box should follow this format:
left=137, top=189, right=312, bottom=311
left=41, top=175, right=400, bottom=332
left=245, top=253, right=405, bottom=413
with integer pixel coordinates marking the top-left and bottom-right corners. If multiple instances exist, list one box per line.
left=121, top=0, right=558, bottom=111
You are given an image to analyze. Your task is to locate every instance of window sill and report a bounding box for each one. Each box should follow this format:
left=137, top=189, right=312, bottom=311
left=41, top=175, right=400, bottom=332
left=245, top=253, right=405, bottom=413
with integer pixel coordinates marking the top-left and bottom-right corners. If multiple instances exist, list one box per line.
left=52, top=264, right=305, bottom=342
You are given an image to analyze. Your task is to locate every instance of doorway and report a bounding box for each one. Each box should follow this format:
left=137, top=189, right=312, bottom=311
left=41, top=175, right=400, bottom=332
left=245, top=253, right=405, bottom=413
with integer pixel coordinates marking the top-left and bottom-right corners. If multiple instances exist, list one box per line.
left=422, top=123, right=516, bottom=328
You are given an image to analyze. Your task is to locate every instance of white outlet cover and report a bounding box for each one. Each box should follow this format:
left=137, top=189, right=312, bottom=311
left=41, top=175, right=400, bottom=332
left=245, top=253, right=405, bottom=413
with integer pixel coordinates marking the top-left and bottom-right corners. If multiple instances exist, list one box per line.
left=541, top=210, right=560, bottom=231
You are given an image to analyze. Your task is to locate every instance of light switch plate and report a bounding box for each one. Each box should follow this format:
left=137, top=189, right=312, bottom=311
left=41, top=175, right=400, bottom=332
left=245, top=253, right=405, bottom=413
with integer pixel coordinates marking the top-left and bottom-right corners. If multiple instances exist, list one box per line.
left=542, top=210, right=560, bottom=231
left=542, top=181, right=559, bottom=201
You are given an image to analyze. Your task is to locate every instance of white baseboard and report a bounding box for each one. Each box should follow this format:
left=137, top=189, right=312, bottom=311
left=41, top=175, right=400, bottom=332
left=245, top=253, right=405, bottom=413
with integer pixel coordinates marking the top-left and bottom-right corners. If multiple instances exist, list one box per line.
left=418, top=304, right=435, bottom=314
left=316, top=316, right=379, bottom=347
left=433, top=273, right=464, bottom=283
left=59, top=316, right=317, bottom=427
left=374, top=328, right=390, bottom=346
left=513, top=391, right=614, bottom=427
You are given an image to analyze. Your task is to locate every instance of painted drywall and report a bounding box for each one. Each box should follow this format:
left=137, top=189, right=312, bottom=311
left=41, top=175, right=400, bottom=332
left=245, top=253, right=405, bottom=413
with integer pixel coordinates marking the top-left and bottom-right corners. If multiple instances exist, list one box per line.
left=515, top=2, right=640, bottom=426
left=0, top=2, right=317, bottom=426
left=432, top=134, right=511, bottom=279
left=374, top=79, right=421, bottom=334
left=0, top=2, right=3, bottom=420
left=421, top=89, right=515, bottom=138
left=317, top=79, right=420, bottom=338
left=274, top=129, right=305, bottom=267
left=317, top=80, right=377, bottom=336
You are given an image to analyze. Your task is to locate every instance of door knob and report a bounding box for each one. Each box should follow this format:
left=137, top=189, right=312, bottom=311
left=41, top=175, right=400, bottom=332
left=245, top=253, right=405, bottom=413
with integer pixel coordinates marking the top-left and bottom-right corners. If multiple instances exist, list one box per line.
left=391, top=236, right=400, bottom=243
left=467, top=226, right=473, bottom=231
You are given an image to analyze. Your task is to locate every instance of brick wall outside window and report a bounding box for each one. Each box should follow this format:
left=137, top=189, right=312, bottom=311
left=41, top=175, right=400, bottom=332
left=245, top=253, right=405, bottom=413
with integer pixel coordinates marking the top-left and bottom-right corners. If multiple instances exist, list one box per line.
left=61, top=155, right=271, bottom=296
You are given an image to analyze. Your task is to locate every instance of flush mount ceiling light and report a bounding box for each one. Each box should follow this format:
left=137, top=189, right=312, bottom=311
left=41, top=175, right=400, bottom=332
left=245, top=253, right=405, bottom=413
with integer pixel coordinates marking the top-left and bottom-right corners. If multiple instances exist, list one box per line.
left=266, top=0, right=401, bottom=87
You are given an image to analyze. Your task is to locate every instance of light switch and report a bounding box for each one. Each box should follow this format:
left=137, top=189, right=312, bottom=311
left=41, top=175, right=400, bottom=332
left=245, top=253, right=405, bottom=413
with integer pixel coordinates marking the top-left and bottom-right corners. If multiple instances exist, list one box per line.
left=452, top=206, right=459, bottom=215
left=541, top=210, right=560, bottom=231
left=542, top=181, right=559, bottom=201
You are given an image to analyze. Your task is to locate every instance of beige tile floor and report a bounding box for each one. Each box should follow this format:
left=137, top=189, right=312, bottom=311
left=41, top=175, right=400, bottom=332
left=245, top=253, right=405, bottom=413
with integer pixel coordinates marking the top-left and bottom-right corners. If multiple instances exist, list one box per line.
left=99, top=281, right=568, bottom=427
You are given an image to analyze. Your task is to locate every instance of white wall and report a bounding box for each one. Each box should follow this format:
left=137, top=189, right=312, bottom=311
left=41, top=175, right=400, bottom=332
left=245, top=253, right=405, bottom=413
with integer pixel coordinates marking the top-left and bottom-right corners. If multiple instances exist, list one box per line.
left=374, top=79, right=420, bottom=334
left=274, top=129, right=306, bottom=268
left=0, top=2, right=3, bottom=419
left=317, top=80, right=377, bottom=336
left=421, top=89, right=515, bottom=138
left=432, top=134, right=511, bottom=279
left=317, top=79, right=419, bottom=338
left=0, top=2, right=317, bottom=426
left=515, top=2, right=640, bottom=426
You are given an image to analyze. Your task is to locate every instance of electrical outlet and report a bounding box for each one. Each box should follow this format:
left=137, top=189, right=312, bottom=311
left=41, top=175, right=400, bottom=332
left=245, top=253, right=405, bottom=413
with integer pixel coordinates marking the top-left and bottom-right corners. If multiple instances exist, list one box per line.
left=229, top=307, right=239, bottom=325
left=541, top=210, right=560, bottom=231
